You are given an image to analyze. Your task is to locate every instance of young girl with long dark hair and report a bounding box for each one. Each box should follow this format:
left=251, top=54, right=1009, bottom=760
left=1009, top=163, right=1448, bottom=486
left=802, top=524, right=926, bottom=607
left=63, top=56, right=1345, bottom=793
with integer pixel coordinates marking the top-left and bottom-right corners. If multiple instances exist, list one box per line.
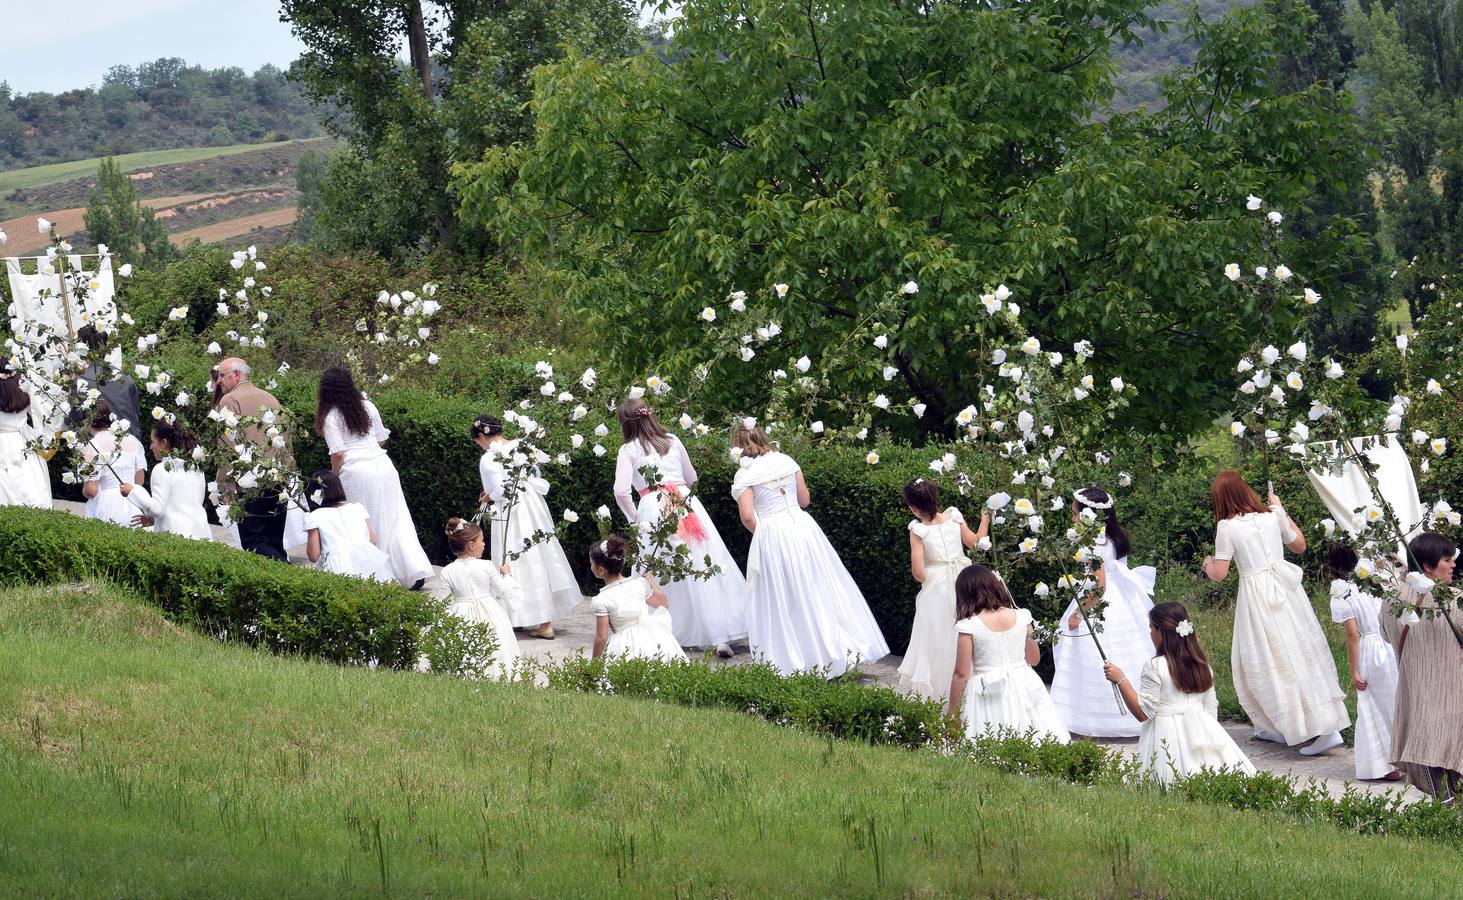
left=0, top=362, right=51, bottom=508
left=303, top=470, right=395, bottom=583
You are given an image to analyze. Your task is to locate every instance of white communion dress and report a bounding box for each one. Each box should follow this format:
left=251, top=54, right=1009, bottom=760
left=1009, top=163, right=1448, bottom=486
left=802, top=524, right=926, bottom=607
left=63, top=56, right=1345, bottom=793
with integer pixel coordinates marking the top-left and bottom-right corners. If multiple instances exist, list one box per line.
left=898, top=508, right=972, bottom=701
left=1216, top=510, right=1349, bottom=744
left=614, top=434, right=750, bottom=648
left=955, top=608, right=1070, bottom=744
left=1134, top=658, right=1256, bottom=785
left=591, top=577, right=688, bottom=662
left=324, top=400, right=433, bottom=587
left=82, top=431, right=147, bottom=526
left=126, top=458, right=212, bottom=540
left=733, top=452, right=889, bottom=677
left=1330, top=579, right=1399, bottom=780
left=0, top=406, right=51, bottom=508
left=1050, top=536, right=1156, bottom=737
left=438, top=557, right=523, bottom=681
left=480, top=440, right=581, bottom=626
left=303, top=502, right=396, bottom=583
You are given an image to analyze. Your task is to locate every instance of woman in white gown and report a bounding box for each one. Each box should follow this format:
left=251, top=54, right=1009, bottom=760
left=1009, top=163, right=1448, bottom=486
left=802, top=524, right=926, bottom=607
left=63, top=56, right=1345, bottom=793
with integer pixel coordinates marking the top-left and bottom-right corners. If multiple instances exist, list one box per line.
left=473, top=415, right=580, bottom=638
left=898, top=477, right=989, bottom=700
left=315, top=367, right=432, bottom=589
left=1104, top=601, right=1255, bottom=785
left=0, top=364, right=52, bottom=508
left=303, top=470, right=396, bottom=583
left=81, top=401, right=148, bottom=526
left=1050, top=487, right=1155, bottom=738
left=614, top=399, right=749, bottom=656
left=588, top=535, right=687, bottom=662
left=947, top=564, right=1069, bottom=743
left=120, top=421, right=212, bottom=540
left=1326, top=544, right=1401, bottom=781
left=1201, top=470, right=1349, bottom=754
left=730, top=424, right=889, bottom=676
left=437, top=517, right=522, bottom=681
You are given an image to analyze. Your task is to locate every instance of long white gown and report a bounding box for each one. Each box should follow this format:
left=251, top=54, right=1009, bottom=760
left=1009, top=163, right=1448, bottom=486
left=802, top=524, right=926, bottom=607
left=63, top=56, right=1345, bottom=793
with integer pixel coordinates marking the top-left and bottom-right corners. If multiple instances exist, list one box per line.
left=303, top=502, right=395, bottom=583
left=614, top=434, right=750, bottom=648
left=1215, top=510, right=1349, bottom=744
left=0, top=407, right=52, bottom=508
left=82, top=431, right=147, bottom=526
left=1050, top=536, right=1156, bottom=737
left=125, top=458, right=212, bottom=540
left=1330, top=579, right=1399, bottom=780
left=1135, top=657, right=1255, bottom=785
left=324, top=401, right=432, bottom=587
left=956, top=608, right=1070, bottom=744
left=480, top=441, right=581, bottom=626
left=438, top=557, right=523, bottom=681
left=735, top=453, right=889, bottom=676
left=897, top=507, right=971, bottom=701
left=592, top=577, right=688, bottom=662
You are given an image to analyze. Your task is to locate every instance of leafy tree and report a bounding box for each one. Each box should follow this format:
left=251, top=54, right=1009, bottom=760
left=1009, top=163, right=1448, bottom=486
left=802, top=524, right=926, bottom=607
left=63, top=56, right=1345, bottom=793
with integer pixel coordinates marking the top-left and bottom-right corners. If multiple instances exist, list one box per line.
left=457, top=0, right=1370, bottom=440
left=84, top=158, right=176, bottom=267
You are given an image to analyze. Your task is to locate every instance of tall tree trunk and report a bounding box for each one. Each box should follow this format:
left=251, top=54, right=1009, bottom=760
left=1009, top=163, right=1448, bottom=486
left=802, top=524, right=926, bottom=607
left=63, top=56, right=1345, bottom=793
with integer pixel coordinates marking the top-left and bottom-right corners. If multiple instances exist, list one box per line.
left=407, top=0, right=432, bottom=98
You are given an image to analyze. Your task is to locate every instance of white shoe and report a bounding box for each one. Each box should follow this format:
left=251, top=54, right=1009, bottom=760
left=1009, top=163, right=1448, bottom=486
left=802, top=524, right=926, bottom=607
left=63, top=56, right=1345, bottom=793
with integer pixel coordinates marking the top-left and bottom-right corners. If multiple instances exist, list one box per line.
left=1298, top=731, right=1343, bottom=756
left=1252, top=727, right=1285, bottom=743
left=715, top=642, right=734, bottom=658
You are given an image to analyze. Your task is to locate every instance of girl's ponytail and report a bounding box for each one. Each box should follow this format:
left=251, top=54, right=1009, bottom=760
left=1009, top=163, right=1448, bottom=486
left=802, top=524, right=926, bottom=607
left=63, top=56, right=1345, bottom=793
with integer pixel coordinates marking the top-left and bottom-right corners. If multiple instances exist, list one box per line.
left=1149, top=601, right=1213, bottom=693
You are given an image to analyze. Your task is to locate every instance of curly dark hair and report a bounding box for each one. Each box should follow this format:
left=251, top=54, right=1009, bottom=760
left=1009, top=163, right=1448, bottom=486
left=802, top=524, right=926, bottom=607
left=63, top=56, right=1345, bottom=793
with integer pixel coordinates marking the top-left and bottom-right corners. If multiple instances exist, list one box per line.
left=0, top=361, right=29, bottom=415
left=314, top=366, right=371, bottom=437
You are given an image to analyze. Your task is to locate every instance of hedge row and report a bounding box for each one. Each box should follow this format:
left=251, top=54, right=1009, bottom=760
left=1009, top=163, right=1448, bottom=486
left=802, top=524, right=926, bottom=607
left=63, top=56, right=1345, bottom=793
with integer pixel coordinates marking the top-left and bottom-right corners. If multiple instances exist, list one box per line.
left=0, top=506, right=438, bottom=668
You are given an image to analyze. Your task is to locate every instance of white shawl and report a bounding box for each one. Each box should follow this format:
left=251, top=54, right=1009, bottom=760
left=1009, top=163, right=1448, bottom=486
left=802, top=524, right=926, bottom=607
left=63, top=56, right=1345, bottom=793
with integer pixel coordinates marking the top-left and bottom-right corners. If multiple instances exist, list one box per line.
left=730, top=451, right=802, bottom=590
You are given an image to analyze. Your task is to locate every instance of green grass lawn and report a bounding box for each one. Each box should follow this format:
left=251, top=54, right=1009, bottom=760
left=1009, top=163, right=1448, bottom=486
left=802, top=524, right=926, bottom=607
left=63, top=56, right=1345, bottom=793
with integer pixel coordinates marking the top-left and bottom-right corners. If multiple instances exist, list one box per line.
left=0, top=139, right=328, bottom=194
left=0, top=582, right=1458, bottom=897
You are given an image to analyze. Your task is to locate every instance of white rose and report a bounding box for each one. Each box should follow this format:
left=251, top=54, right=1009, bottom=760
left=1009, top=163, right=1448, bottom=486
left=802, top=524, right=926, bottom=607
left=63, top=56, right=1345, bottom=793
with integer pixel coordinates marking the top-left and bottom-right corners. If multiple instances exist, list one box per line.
left=740, top=347, right=756, bottom=362
left=1287, top=341, right=1306, bottom=361
left=902, top=280, right=918, bottom=295
left=1230, top=421, right=1246, bottom=437
left=594, top=423, right=609, bottom=437
left=1110, top=377, right=1124, bottom=393
left=1224, top=263, right=1241, bottom=281
left=563, top=509, right=579, bottom=523
left=1255, top=266, right=1269, bottom=279
left=873, top=334, right=888, bottom=349
left=1396, top=334, right=1409, bottom=352
left=873, top=394, right=890, bottom=410
left=795, top=355, right=811, bottom=372
left=773, top=283, right=789, bottom=298
left=882, top=366, right=898, bottom=381
left=1303, top=288, right=1320, bottom=305
left=994, top=284, right=1011, bottom=302
left=1267, top=210, right=1284, bottom=225
left=1246, top=195, right=1263, bottom=211
left=700, top=307, right=717, bottom=322
left=810, top=421, right=824, bottom=434
left=912, top=403, right=926, bottom=418
left=1274, top=264, right=1292, bottom=282
left=865, top=451, right=880, bottom=465
left=118, top=263, right=133, bottom=278
left=1260, top=345, right=1280, bottom=365
left=986, top=492, right=1012, bottom=511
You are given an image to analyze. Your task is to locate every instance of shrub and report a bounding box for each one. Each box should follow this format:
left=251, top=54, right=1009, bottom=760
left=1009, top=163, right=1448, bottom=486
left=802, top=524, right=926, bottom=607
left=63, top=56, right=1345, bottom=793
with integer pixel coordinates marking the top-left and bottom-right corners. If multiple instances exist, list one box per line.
left=0, top=506, right=440, bottom=668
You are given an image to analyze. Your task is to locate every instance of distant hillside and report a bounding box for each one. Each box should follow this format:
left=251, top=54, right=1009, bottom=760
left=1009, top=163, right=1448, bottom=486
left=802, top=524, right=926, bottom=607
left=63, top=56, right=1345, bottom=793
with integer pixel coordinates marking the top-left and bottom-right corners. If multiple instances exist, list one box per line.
left=1113, top=0, right=1255, bottom=110
left=0, top=58, right=333, bottom=171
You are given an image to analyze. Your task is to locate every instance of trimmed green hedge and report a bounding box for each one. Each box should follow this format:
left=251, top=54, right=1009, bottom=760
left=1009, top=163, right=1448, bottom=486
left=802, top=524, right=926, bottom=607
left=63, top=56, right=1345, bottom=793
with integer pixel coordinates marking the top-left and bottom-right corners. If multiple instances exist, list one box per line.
left=0, top=506, right=438, bottom=668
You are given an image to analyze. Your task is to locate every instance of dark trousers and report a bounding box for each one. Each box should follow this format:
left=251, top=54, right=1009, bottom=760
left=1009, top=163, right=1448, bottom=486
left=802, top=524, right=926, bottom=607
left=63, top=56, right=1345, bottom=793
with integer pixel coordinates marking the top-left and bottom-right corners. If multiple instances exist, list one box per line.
left=239, top=495, right=288, bottom=562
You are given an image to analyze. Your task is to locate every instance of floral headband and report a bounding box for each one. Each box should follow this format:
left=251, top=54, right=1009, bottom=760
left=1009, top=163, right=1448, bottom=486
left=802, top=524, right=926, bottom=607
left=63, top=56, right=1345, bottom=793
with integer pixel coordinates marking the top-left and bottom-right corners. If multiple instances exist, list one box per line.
left=634, top=406, right=652, bottom=418
left=446, top=520, right=469, bottom=535
left=1074, top=489, right=1114, bottom=511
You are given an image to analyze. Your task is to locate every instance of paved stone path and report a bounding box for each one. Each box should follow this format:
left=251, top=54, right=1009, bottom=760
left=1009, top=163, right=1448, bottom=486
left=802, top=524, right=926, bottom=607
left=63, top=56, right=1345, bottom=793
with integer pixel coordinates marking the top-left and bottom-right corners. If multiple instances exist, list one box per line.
left=53, top=500, right=1424, bottom=801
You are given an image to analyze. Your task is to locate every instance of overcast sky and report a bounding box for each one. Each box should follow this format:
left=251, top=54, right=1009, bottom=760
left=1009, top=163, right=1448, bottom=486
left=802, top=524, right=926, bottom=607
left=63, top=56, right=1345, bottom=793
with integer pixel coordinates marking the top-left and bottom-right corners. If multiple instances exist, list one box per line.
left=1, top=0, right=673, bottom=96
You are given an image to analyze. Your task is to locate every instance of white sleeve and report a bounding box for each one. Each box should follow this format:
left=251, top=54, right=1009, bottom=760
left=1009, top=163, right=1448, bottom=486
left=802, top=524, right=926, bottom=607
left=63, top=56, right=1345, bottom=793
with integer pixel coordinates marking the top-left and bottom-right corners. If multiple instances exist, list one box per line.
left=322, top=411, right=347, bottom=454
left=367, top=401, right=390, bottom=443
left=126, top=482, right=160, bottom=516
left=1278, top=512, right=1297, bottom=544
left=1202, top=684, right=1219, bottom=719
left=675, top=436, right=698, bottom=487
left=1213, top=520, right=1234, bottom=561
left=479, top=455, right=505, bottom=503
left=613, top=445, right=638, bottom=521
left=491, top=568, right=523, bottom=609
left=1137, top=658, right=1163, bottom=719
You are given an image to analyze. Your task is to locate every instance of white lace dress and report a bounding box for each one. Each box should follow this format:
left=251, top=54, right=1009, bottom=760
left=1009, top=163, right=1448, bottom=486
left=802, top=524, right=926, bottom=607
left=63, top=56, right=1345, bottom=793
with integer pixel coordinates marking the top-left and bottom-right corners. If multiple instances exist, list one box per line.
left=955, top=608, right=1069, bottom=744
left=1216, top=510, right=1349, bottom=744
left=82, top=431, right=147, bottom=526
left=126, top=458, right=212, bottom=540
left=1050, top=536, right=1156, bottom=737
left=1330, top=579, right=1399, bottom=779
left=1134, top=657, right=1255, bottom=785
left=614, top=434, right=750, bottom=647
left=898, top=508, right=971, bottom=701
left=0, top=407, right=51, bottom=508
left=738, top=462, right=890, bottom=677
left=439, top=557, right=523, bottom=681
left=303, top=502, right=395, bottom=583
left=591, top=577, right=687, bottom=662
left=480, top=441, right=581, bottom=626
left=324, top=401, right=432, bottom=587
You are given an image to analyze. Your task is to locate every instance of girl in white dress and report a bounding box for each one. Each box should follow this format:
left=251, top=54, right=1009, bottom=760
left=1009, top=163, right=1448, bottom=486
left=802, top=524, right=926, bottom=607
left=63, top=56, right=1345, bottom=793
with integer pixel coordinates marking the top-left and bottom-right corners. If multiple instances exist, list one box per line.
left=120, top=421, right=212, bottom=540
left=81, top=401, right=148, bottom=527
left=1327, top=544, right=1402, bottom=781
left=438, top=517, right=522, bottom=681
left=947, top=564, right=1069, bottom=743
left=614, top=399, right=749, bottom=656
left=589, top=535, right=687, bottom=662
left=0, top=364, right=52, bottom=509
left=731, top=424, right=889, bottom=676
left=1050, top=487, right=1156, bottom=738
left=302, top=470, right=396, bottom=583
left=898, top=477, right=989, bottom=700
left=1201, top=470, right=1349, bottom=754
left=1104, top=601, right=1256, bottom=785
left=315, top=367, right=432, bottom=589
left=473, top=414, right=580, bottom=639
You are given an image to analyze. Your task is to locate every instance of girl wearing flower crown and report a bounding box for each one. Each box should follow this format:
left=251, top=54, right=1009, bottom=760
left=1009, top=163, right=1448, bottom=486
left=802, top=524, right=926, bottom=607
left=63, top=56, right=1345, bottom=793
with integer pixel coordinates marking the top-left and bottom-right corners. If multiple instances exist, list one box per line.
left=1325, top=544, right=1402, bottom=781
left=897, top=477, right=989, bottom=701
left=588, top=535, right=686, bottom=662
left=948, top=564, right=1069, bottom=744
left=1049, top=487, right=1155, bottom=737
left=437, top=517, right=522, bottom=680
left=1104, top=602, right=1255, bottom=785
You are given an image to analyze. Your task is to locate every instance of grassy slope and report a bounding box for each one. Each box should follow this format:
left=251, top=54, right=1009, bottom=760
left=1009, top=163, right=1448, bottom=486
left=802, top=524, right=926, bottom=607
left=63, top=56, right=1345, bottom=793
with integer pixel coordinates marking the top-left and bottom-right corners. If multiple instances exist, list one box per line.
left=1, top=583, right=1459, bottom=897
left=0, top=139, right=325, bottom=194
